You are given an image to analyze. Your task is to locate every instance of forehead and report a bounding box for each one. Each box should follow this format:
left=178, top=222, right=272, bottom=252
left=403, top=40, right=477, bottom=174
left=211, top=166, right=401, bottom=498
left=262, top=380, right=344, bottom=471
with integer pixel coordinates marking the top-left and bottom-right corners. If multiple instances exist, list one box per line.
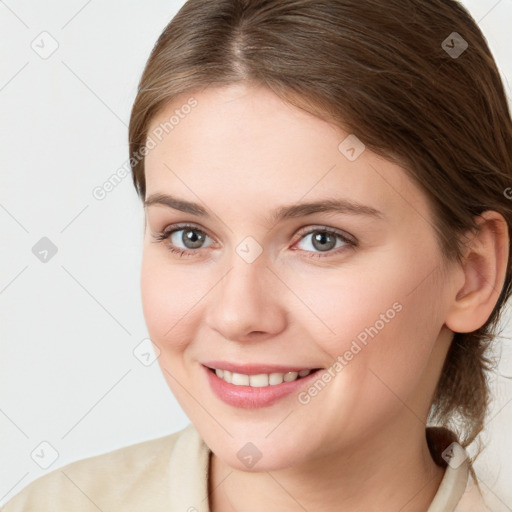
left=144, top=84, right=432, bottom=227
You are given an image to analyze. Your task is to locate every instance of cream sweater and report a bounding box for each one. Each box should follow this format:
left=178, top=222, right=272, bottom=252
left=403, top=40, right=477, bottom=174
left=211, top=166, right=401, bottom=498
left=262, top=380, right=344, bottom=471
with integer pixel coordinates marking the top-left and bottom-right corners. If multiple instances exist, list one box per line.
left=1, top=423, right=496, bottom=511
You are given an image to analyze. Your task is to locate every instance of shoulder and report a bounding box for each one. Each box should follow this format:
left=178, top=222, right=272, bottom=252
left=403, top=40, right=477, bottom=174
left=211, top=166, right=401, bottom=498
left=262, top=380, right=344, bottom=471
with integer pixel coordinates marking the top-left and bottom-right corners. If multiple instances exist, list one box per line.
left=426, top=427, right=506, bottom=512
left=1, top=425, right=193, bottom=512
left=455, top=468, right=507, bottom=512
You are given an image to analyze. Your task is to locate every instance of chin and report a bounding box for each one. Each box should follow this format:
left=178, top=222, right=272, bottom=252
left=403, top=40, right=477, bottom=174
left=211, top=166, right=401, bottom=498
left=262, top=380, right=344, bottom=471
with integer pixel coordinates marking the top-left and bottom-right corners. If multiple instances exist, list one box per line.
left=206, top=430, right=312, bottom=473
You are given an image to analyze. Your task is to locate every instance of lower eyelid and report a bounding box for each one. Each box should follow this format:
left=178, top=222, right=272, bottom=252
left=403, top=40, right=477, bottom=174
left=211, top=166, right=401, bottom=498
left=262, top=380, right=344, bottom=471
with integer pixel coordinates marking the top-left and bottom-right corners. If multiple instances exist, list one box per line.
left=168, top=231, right=216, bottom=253
left=296, top=228, right=354, bottom=245
left=293, top=234, right=354, bottom=257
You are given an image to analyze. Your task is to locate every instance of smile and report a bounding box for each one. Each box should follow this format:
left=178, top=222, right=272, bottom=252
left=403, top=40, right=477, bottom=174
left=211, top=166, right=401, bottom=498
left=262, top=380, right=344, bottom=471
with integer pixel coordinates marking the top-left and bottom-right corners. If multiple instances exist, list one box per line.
left=202, top=363, right=324, bottom=409
left=209, top=367, right=315, bottom=387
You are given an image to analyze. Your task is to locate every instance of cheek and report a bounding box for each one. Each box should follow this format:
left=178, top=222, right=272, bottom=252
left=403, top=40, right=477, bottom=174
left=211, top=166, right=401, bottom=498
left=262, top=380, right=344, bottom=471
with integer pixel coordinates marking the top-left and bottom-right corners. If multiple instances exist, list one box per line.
left=140, top=250, right=208, bottom=408
left=303, top=242, right=447, bottom=392
left=140, top=248, right=204, bottom=352
left=288, top=248, right=448, bottom=450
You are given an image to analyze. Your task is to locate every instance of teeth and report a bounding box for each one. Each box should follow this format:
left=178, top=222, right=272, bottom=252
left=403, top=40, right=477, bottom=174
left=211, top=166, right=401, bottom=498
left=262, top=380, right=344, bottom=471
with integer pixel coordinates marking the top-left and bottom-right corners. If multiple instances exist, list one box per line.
left=213, top=368, right=312, bottom=387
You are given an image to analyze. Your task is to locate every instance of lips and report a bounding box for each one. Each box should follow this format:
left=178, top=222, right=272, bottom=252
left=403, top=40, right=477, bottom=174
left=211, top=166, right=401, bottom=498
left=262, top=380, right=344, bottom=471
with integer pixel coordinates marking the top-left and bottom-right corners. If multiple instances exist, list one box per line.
left=202, top=361, right=322, bottom=375
left=202, top=363, right=324, bottom=408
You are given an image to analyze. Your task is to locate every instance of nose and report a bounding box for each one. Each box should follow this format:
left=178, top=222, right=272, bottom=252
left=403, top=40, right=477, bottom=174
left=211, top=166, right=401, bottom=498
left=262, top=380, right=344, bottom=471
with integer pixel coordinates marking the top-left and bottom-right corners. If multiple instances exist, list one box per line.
left=205, top=251, right=287, bottom=342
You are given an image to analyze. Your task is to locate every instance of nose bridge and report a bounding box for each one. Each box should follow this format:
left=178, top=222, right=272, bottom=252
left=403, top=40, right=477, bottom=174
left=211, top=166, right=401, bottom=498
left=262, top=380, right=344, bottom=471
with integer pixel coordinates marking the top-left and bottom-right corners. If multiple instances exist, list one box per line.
left=218, top=233, right=268, bottom=300
left=206, top=243, right=286, bottom=340
left=220, top=247, right=268, bottom=312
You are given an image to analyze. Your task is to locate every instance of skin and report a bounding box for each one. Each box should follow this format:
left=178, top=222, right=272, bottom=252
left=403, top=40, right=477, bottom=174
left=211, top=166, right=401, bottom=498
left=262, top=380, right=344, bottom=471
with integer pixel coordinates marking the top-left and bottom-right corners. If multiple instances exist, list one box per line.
left=140, top=82, right=509, bottom=512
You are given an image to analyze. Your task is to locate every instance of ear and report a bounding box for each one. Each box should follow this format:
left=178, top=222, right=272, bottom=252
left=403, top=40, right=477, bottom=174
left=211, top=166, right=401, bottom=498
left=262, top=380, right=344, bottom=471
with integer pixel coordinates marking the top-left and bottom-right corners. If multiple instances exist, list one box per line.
left=445, top=211, right=509, bottom=333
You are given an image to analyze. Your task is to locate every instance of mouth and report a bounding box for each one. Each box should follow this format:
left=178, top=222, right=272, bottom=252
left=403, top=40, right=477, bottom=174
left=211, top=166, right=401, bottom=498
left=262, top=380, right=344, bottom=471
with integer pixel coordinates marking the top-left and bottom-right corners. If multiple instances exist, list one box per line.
left=202, top=363, right=324, bottom=409
left=203, top=364, right=323, bottom=388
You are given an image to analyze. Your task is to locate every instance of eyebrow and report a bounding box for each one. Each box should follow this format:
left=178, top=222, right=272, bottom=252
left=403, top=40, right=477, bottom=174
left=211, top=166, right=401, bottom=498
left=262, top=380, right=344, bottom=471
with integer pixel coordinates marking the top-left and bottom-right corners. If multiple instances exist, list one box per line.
left=144, top=193, right=385, bottom=223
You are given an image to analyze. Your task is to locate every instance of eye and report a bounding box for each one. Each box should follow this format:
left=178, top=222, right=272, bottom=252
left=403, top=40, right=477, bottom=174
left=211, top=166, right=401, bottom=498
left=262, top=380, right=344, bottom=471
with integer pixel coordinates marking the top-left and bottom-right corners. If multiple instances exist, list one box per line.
left=293, top=226, right=356, bottom=258
left=151, top=223, right=356, bottom=259
left=151, top=224, right=214, bottom=257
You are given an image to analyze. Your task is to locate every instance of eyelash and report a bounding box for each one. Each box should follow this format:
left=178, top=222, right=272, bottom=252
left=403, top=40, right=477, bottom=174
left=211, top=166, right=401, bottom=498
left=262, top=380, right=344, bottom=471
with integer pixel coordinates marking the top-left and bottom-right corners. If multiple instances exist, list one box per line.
left=150, top=223, right=357, bottom=259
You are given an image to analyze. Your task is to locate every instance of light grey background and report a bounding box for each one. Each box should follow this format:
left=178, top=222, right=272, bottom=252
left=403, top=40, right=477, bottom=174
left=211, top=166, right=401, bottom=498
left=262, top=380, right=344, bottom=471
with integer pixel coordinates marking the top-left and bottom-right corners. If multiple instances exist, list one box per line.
left=1, top=0, right=511, bottom=507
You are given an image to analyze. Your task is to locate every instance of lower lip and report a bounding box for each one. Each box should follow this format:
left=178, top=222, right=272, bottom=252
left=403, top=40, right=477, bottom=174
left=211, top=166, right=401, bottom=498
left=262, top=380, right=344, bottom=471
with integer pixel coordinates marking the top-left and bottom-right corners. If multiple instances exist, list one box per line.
left=202, top=364, right=322, bottom=409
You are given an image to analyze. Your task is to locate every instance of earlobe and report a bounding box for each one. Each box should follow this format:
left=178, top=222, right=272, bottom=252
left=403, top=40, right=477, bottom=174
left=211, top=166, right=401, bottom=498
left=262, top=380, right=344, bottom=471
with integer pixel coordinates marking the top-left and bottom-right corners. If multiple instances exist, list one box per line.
left=445, top=211, right=509, bottom=334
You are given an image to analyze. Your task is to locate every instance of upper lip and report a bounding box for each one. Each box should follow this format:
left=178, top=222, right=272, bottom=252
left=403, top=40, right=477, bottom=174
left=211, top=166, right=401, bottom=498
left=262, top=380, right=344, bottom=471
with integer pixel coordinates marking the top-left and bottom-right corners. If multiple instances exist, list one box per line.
left=202, top=361, right=322, bottom=375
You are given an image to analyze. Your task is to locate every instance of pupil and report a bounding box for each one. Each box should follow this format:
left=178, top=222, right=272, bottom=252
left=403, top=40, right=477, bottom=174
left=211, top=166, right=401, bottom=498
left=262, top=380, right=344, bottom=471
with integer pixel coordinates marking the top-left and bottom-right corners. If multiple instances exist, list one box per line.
left=184, top=229, right=204, bottom=249
left=313, top=232, right=335, bottom=251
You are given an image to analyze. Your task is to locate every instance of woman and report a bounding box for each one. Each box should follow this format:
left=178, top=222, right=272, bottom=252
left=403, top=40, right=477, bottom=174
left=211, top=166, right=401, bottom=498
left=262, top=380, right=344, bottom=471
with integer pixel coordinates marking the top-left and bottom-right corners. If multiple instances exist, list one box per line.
left=4, top=0, right=511, bottom=510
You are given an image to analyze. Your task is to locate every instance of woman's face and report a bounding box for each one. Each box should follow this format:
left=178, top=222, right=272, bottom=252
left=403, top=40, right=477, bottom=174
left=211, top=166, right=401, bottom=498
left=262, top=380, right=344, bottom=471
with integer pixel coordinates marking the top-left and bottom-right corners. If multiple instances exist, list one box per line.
left=141, top=82, right=458, bottom=471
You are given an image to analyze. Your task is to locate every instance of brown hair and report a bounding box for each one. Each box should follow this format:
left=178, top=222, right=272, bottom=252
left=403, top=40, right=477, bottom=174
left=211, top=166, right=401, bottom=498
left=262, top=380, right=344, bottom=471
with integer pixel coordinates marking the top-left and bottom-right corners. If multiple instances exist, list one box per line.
left=129, top=0, right=512, bottom=476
